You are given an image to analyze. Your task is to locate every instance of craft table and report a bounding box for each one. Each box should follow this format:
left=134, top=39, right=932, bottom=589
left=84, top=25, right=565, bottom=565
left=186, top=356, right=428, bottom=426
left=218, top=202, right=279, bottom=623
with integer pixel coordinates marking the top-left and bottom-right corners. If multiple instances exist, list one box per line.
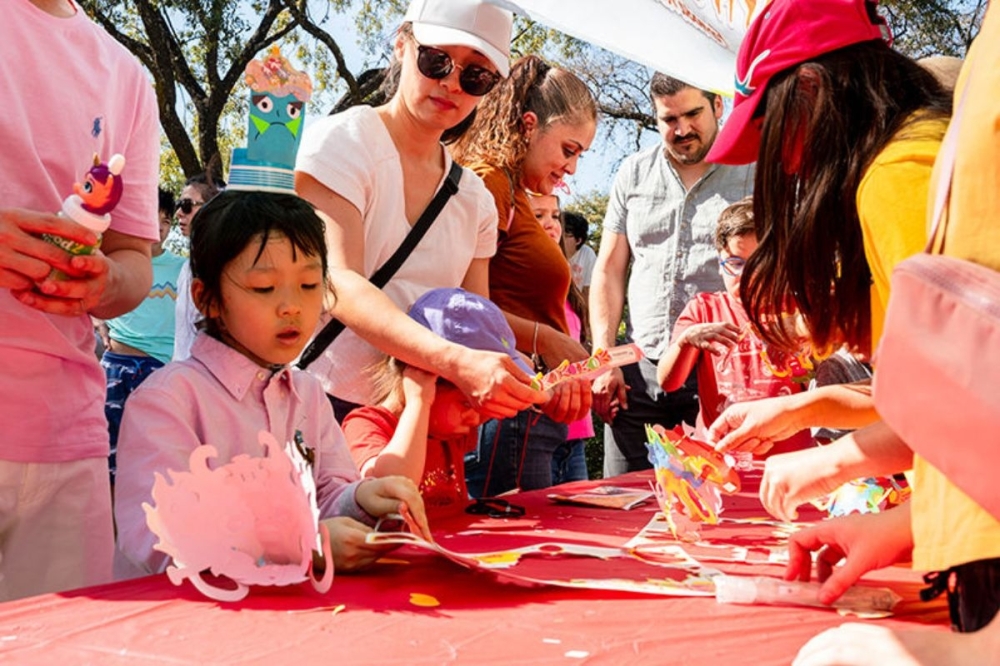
left=0, top=470, right=947, bottom=665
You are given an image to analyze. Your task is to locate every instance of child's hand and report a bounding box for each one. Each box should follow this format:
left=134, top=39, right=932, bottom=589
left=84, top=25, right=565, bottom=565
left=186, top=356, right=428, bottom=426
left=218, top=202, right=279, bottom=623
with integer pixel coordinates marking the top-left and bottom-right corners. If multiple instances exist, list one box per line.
left=318, top=516, right=398, bottom=572
left=680, top=322, right=741, bottom=355
left=759, top=446, right=846, bottom=521
left=402, top=366, right=437, bottom=403
left=709, top=394, right=801, bottom=454
left=355, top=476, right=432, bottom=542
left=785, top=505, right=913, bottom=605
left=541, top=378, right=592, bottom=424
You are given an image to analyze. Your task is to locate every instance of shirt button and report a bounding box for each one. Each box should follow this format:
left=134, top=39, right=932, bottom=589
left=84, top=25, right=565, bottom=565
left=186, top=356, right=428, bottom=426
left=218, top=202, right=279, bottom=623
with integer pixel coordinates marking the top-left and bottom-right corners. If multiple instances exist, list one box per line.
left=257, top=371, right=266, bottom=381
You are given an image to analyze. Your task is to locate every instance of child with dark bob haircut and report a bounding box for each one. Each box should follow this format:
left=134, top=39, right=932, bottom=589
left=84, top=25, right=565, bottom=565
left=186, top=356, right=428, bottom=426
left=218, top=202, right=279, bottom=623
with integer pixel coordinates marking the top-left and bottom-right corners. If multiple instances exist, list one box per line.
left=113, top=190, right=429, bottom=580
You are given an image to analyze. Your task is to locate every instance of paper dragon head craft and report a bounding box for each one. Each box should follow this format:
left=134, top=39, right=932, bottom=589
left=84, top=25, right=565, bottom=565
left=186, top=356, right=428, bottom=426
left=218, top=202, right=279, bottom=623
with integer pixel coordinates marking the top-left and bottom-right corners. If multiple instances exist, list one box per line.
left=229, top=46, right=313, bottom=192
left=645, top=424, right=741, bottom=540
left=143, top=432, right=333, bottom=602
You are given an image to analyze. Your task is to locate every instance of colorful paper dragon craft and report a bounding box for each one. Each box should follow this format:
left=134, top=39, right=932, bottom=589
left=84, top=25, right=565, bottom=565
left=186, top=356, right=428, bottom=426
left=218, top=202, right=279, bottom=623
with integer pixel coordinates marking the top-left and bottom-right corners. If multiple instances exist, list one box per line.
left=811, top=475, right=911, bottom=517
left=645, top=424, right=740, bottom=539
left=530, top=343, right=644, bottom=391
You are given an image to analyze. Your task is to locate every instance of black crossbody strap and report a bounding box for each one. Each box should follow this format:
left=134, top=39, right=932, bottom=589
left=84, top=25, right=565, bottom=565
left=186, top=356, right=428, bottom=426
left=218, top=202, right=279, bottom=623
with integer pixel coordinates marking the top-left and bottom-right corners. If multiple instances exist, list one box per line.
left=297, top=161, right=463, bottom=370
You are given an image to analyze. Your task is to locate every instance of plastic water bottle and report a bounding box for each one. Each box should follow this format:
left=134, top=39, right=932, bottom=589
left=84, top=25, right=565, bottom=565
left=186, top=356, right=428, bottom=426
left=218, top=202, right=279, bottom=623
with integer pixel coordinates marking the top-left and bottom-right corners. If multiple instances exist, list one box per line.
left=714, top=575, right=902, bottom=613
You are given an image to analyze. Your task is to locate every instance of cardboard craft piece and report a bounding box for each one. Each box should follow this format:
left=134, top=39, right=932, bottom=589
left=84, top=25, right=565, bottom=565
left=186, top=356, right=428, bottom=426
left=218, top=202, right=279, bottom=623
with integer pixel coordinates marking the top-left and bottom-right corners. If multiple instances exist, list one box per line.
left=229, top=46, right=313, bottom=192
left=631, top=513, right=806, bottom=565
left=548, top=485, right=655, bottom=511
left=811, top=475, right=911, bottom=517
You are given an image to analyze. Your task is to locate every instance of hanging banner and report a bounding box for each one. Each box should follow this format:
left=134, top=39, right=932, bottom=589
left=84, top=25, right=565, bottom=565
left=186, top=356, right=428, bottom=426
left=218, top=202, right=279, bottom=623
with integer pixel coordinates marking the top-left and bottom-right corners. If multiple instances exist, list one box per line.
left=491, top=0, right=767, bottom=94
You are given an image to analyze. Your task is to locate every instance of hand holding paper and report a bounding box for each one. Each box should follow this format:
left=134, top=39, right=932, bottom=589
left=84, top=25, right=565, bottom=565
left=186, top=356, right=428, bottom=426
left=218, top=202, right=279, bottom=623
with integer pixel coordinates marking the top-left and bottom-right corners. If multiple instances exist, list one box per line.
left=319, top=516, right=396, bottom=572
left=355, top=476, right=433, bottom=542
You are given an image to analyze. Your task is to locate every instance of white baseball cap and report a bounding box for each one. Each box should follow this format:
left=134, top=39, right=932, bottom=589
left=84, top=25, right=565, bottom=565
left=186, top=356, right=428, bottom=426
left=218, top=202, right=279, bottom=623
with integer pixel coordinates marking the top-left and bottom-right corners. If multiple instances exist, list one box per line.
left=404, top=0, right=513, bottom=77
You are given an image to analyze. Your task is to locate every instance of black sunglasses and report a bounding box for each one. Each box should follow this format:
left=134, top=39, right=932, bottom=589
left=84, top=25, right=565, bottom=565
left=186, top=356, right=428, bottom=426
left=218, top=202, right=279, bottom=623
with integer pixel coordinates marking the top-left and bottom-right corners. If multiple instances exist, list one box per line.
left=465, top=497, right=526, bottom=519
left=416, top=44, right=501, bottom=97
left=176, top=198, right=204, bottom=215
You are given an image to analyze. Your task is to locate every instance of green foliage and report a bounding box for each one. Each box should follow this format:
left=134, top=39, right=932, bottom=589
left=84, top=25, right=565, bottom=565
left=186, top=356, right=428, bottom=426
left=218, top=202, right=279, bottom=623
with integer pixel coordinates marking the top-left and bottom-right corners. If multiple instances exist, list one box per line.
left=80, top=0, right=354, bottom=180
left=883, top=0, right=985, bottom=56
left=564, top=190, right=608, bottom=249
left=82, top=0, right=983, bottom=217
left=584, top=412, right=605, bottom=480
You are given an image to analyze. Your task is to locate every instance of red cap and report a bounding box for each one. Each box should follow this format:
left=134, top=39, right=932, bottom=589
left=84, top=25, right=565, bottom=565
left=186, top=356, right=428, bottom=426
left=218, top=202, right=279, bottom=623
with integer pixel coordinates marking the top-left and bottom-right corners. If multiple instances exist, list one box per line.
left=707, top=0, right=892, bottom=165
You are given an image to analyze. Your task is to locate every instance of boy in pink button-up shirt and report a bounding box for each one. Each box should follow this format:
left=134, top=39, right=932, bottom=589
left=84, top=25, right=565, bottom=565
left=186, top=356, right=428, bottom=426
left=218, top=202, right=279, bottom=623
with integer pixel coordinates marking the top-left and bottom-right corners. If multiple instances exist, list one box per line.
left=114, top=191, right=429, bottom=579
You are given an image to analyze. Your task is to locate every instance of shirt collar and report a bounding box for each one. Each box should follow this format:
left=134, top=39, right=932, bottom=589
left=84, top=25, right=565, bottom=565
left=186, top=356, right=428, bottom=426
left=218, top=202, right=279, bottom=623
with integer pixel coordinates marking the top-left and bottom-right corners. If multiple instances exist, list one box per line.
left=190, top=333, right=294, bottom=401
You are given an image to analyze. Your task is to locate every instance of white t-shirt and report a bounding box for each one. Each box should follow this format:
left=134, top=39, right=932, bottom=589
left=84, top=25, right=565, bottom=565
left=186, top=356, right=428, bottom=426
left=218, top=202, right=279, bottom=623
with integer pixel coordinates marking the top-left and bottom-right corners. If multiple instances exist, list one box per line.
left=295, top=106, right=499, bottom=404
left=569, top=243, right=597, bottom=290
left=172, top=260, right=199, bottom=361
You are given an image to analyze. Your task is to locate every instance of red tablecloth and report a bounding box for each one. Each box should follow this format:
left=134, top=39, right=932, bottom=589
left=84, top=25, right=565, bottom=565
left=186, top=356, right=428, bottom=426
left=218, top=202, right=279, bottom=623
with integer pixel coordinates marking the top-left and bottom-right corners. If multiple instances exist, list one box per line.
left=0, top=470, right=947, bottom=665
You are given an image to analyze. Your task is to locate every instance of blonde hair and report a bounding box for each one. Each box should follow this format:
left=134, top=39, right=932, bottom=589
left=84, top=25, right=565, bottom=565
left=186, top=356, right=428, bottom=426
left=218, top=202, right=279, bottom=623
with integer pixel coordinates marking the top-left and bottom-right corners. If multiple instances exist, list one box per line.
left=451, top=54, right=597, bottom=174
left=366, top=355, right=406, bottom=406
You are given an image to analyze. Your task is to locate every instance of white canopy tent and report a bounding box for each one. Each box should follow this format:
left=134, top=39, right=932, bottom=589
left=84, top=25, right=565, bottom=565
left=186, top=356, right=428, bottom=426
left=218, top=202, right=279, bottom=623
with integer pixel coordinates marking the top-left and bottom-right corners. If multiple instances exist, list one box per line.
left=489, top=0, right=766, bottom=94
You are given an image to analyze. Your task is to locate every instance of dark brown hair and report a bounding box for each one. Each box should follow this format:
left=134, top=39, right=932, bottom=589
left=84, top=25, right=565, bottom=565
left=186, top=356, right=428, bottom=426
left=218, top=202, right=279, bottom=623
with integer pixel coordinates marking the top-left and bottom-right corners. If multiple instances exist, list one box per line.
left=715, top=195, right=755, bottom=251
left=742, top=41, right=950, bottom=355
left=649, top=72, right=718, bottom=109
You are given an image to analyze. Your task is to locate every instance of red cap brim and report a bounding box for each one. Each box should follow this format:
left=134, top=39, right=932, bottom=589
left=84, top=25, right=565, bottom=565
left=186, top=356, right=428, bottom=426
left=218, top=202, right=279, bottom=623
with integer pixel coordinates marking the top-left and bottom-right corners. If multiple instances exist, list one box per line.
left=707, top=86, right=766, bottom=165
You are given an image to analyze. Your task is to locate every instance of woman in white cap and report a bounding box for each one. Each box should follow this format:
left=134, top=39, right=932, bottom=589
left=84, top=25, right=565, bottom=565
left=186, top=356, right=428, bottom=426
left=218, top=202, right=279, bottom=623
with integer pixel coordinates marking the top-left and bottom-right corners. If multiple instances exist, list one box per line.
left=296, top=0, right=546, bottom=423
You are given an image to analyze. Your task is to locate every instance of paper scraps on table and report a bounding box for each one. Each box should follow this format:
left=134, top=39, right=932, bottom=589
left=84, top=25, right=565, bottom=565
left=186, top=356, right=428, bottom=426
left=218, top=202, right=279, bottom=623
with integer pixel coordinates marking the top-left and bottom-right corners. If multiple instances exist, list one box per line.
left=366, top=529, right=720, bottom=597
left=409, top=592, right=441, bottom=608
left=144, top=431, right=333, bottom=602
left=547, top=485, right=654, bottom=510
left=628, top=513, right=801, bottom=565
left=530, top=344, right=643, bottom=391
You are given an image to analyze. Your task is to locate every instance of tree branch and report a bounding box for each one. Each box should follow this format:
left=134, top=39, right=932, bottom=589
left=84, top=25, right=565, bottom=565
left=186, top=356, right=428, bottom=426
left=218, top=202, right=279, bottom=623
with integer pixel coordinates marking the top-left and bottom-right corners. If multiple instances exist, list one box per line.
left=280, top=0, right=361, bottom=98
left=80, top=2, right=155, bottom=68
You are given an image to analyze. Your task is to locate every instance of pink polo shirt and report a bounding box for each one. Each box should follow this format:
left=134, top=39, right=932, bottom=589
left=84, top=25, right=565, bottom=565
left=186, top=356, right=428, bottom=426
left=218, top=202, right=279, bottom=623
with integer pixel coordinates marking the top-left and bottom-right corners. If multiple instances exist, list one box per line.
left=1, top=0, right=160, bottom=464
left=114, top=333, right=368, bottom=578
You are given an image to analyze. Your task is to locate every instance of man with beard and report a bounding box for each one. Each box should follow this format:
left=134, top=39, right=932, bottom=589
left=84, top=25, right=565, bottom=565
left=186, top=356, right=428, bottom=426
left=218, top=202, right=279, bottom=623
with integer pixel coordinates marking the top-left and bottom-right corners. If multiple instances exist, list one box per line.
left=589, top=73, right=754, bottom=476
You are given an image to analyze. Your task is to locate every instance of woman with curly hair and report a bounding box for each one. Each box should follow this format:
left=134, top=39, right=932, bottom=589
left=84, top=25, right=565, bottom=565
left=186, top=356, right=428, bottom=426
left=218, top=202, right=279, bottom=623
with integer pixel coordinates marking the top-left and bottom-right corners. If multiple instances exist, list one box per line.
left=451, top=54, right=597, bottom=497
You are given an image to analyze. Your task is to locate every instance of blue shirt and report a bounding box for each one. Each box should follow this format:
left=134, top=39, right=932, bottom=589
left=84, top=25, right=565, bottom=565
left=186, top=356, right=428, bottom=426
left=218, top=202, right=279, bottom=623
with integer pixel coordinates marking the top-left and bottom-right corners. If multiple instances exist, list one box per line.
left=603, top=145, right=754, bottom=358
left=106, top=249, right=186, bottom=363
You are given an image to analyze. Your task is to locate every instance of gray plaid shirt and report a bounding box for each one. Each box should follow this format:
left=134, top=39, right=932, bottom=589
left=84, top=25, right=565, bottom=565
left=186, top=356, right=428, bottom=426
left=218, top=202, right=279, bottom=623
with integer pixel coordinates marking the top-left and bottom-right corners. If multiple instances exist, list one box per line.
left=603, top=144, right=754, bottom=359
